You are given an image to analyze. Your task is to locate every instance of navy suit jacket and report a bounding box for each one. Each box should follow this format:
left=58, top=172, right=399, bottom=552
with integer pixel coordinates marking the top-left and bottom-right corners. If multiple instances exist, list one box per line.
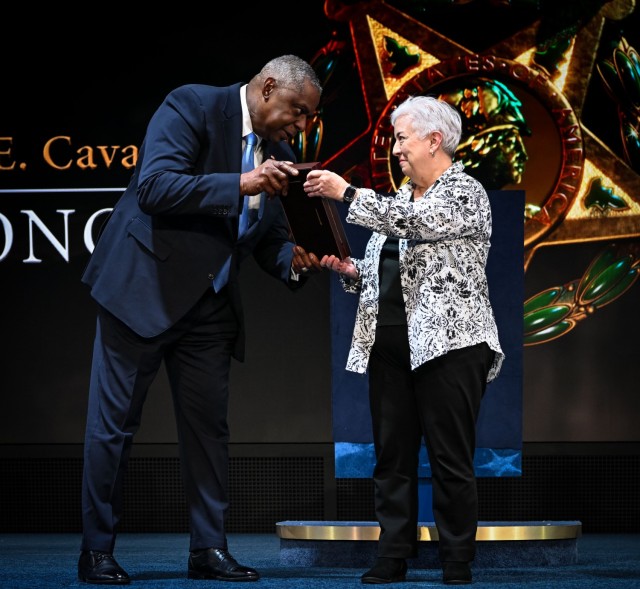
left=82, top=83, right=301, bottom=360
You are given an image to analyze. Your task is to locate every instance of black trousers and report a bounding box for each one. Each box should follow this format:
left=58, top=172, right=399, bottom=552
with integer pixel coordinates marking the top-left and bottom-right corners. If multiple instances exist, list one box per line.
left=368, top=326, right=494, bottom=564
left=80, top=288, right=239, bottom=554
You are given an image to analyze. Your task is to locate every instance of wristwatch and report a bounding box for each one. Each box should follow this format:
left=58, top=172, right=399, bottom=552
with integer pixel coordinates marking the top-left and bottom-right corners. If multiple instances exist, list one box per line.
left=342, top=185, right=357, bottom=203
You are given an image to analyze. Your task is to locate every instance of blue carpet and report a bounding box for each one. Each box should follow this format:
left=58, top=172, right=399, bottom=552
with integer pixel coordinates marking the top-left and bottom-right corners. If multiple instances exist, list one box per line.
left=0, top=533, right=638, bottom=588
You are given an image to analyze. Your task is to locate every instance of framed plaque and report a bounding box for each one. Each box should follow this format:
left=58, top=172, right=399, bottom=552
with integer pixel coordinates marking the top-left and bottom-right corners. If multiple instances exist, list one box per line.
left=281, top=162, right=352, bottom=259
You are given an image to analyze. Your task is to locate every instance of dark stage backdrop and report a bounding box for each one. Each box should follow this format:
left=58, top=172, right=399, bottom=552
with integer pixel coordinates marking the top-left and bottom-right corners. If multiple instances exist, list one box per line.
left=1, top=1, right=639, bottom=452
left=0, top=2, right=337, bottom=446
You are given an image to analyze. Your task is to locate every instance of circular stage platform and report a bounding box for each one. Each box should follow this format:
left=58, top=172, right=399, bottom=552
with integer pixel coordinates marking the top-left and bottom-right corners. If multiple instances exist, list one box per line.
left=276, top=521, right=582, bottom=568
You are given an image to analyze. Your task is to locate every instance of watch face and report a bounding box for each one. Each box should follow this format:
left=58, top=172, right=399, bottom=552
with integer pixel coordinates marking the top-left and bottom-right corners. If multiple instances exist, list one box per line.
left=344, top=185, right=356, bottom=202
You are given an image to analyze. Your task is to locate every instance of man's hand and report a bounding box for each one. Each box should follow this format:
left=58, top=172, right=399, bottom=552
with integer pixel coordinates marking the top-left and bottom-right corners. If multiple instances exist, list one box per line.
left=292, top=245, right=323, bottom=275
left=240, top=159, right=299, bottom=198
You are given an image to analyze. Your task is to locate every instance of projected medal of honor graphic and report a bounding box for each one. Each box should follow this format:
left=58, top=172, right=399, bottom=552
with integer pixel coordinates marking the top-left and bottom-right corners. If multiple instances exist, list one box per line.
left=320, top=0, right=640, bottom=345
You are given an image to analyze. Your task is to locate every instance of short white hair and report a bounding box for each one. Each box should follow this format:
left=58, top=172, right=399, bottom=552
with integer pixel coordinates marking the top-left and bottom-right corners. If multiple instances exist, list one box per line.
left=390, top=95, right=462, bottom=156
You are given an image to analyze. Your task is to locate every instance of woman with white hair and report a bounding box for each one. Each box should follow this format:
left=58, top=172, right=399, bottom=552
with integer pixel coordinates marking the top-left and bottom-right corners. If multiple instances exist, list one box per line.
left=304, top=95, right=504, bottom=585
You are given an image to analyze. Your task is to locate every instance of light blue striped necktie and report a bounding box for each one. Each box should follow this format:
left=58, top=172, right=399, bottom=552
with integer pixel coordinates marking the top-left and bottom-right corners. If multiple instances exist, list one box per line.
left=212, top=132, right=258, bottom=292
left=238, top=132, right=258, bottom=236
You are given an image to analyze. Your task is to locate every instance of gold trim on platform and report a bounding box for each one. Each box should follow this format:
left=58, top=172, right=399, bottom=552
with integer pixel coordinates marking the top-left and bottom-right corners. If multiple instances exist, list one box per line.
left=276, top=522, right=582, bottom=542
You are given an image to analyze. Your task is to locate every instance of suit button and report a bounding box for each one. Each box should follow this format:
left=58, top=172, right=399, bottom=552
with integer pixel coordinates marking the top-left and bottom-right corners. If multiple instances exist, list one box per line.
left=208, top=273, right=215, bottom=280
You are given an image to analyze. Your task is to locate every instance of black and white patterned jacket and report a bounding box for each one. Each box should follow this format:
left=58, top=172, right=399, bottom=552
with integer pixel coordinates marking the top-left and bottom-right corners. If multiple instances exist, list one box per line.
left=341, top=161, right=504, bottom=381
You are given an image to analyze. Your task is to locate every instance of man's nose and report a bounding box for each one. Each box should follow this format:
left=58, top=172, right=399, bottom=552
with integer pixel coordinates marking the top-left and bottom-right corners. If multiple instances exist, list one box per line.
left=295, top=116, right=307, bottom=131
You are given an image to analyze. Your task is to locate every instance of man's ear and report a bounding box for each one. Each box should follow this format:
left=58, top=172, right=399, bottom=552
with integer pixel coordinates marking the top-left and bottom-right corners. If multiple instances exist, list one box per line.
left=262, top=78, right=276, bottom=101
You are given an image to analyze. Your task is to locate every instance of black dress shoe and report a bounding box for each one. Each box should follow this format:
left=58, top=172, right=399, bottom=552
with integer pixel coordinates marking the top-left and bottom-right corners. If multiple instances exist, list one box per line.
left=78, top=550, right=130, bottom=584
left=188, top=547, right=260, bottom=582
left=361, top=557, right=407, bottom=584
left=443, top=561, right=472, bottom=585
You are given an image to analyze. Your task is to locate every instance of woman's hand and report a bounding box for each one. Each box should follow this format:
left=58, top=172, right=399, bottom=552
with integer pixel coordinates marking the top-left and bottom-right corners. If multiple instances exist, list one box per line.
left=320, top=254, right=358, bottom=281
left=304, top=170, right=349, bottom=201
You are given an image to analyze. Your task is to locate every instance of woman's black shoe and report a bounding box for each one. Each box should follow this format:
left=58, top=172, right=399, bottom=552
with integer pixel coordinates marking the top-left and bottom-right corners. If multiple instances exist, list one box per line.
left=443, top=561, right=472, bottom=585
left=361, top=557, right=407, bottom=584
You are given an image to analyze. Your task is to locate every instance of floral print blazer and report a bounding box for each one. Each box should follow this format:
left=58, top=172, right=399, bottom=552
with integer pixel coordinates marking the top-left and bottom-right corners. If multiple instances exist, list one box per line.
left=341, top=161, right=504, bottom=382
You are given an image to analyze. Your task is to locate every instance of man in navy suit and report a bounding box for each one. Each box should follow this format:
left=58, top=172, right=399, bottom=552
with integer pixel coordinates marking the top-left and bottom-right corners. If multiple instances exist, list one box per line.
left=78, top=54, right=323, bottom=584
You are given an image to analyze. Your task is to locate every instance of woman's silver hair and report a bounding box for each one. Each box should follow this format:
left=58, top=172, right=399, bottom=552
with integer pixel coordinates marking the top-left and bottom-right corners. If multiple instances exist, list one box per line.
left=390, top=95, right=462, bottom=156
left=256, top=54, right=323, bottom=95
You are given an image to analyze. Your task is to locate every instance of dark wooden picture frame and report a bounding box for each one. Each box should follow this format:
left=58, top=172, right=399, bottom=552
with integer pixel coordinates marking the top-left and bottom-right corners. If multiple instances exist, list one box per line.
left=281, top=162, right=351, bottom=259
